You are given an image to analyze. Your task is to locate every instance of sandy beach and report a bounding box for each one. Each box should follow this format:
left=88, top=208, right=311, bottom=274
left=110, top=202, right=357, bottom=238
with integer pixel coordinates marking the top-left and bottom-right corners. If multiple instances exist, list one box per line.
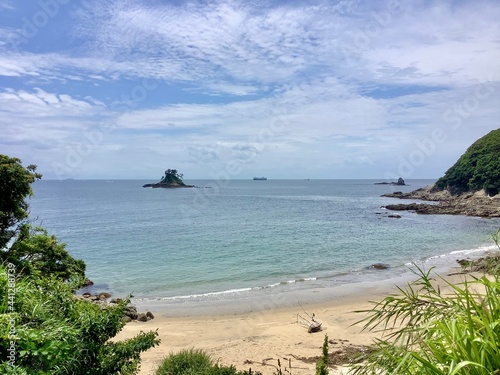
left=115, top=268, right=481, bottom=375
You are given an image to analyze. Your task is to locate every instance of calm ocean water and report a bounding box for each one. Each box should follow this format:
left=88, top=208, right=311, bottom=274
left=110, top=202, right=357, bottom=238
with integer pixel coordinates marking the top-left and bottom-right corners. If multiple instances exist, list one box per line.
left=29, top=179, right=500, bottom=311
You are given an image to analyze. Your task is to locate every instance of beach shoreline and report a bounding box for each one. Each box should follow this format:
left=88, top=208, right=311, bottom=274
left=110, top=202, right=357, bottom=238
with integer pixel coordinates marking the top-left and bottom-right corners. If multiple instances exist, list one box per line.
left=116, top=265, right=480, bottom=375
left=126, top=242, right=497, bottom=318
left=128, top=270, right=418, bottom=318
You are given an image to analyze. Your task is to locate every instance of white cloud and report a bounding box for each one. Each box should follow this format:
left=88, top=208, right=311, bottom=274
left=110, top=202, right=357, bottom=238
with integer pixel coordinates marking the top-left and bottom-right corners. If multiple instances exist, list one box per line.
left=73, top=1, right=324, bottom=83
left=0, top=88, right=110, bottom=165
left=357, top=1, right=500, bottom=85
left=0, top=88, right=103, bottom=117
left=2, top=0, right=499, bottom=89
left=2, top=0, right=500, bottom=179
left=202, top=83, right=261, bottom=96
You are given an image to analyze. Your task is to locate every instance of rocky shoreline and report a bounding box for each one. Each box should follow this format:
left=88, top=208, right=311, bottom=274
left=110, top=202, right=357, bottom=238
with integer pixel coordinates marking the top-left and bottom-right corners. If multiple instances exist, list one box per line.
left=382, top=186, right=500, bottom=218
left=75, top=292, right=155, bottom=323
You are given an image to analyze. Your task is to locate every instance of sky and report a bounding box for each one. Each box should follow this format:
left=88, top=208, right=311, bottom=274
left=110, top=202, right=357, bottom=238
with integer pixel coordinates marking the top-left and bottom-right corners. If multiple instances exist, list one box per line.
left=1, top=0, right=499, bottom=180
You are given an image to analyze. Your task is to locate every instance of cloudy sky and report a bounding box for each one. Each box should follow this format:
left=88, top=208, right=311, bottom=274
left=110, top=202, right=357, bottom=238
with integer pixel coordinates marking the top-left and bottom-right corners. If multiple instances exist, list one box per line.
left=1, top=0, right=499, bottom=180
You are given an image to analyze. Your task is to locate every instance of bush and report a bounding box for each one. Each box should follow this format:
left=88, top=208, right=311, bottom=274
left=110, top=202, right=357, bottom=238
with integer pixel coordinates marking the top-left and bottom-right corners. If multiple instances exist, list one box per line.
left=350, top=266, right=500, bottom=374
left=0, top=265, right=159, bottom=374
left=156, top=349, right=214, bottom=375
left=204, top=364, right=251, bottom=375
left=155, top=349, right=261, bottom=375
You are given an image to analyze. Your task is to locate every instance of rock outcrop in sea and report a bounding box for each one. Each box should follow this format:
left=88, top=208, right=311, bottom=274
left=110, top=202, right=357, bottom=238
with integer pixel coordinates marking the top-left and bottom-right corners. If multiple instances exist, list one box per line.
left=374, top=177, right=406, bottom=186
left=382, top=187, right=500, bottom=218
left=143, top=168, right=195, bottom=188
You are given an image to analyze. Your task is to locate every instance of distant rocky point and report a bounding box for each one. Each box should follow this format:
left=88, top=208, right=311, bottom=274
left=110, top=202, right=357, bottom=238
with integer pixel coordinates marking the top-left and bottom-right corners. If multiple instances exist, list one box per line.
left=374, top=177, right=406, bottom=186
left=143, top=169, right=195, bottom=188
left=382, top=187, right=500, bottom=217
left=433, top=129, right=500, bottom=196
left=381, top=129, right=500, bottom=218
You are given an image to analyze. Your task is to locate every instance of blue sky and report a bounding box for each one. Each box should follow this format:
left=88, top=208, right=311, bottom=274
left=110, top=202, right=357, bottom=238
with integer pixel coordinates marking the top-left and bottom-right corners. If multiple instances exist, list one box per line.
left=1, top=0, right=499, bottom=180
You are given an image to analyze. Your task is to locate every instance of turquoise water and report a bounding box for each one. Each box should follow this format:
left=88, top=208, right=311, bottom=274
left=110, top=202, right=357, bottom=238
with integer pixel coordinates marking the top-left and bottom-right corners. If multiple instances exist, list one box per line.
left=29, top=179, right=500, bottom=309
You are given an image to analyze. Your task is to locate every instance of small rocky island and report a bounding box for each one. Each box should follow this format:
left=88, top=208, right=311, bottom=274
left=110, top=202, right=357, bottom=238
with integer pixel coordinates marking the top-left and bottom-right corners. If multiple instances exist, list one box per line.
left=143, top=169, right=195, bottom=188
left=375, top=177, right=406, bottom=186
left=382, top=129, right=500, bottom=218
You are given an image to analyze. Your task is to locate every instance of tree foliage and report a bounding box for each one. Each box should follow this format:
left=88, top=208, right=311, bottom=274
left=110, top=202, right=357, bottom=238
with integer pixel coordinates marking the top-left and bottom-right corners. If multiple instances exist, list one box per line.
left=434, top=129, right=500, bottom=195
left=0, top=266, right=159, bottom=374
left=0, top=155, right=85, bottom=286
left=0, top=154, right=160, bottom=373
left=4, top=225, right=86, bottom=287
left=160, top=169, right=185, bottom=185
left=0, top=155, right=42, bottom=249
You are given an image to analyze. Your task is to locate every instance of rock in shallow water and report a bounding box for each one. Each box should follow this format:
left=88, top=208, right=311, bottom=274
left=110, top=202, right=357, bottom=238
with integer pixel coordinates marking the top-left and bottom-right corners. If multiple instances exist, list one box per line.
left=369, top=263, right=390, bottom=270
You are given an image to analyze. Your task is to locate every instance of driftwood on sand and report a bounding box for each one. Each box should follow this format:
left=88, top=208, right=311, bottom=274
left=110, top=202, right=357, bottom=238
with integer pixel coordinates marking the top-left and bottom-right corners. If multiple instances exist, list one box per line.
left=297, top=313, right=322, bottom=333
left=297, top=303, right=322, bottom=333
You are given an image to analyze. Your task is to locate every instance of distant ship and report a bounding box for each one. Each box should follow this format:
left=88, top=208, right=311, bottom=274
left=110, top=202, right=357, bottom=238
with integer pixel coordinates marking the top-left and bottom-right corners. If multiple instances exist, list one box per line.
left=253, top=177, right=267, bottom=180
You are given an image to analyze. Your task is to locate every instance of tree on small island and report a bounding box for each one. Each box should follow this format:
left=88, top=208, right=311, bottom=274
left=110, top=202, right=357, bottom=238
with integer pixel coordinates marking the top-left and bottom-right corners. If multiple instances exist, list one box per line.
left=161, top=169, right=184, bottom=184
left=143, top=168, right=194, bottom=188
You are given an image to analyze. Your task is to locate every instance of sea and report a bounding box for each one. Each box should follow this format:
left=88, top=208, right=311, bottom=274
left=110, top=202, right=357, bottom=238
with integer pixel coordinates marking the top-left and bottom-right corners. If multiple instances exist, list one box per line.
left=29, top=179, right=500, bottom=315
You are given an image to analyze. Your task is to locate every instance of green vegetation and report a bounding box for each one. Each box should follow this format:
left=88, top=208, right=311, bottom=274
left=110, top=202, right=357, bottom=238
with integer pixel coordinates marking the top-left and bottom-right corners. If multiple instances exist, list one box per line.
left=0, top=154, right=159, bottom=374
left=4, top=224, right=86, bottom=285
left=155, top=349, right=213, bottom=375
left=458, top=228, right=500, bottom=276
left=316, top=335, right=329, bottom=375
left=0, top=155, right=41, bottom=249
left=161, top=169, right=185, bottom=186
left=0, top=266, right=159, bottom=374
left=1, top=155, right=85, bottom=285
left=494, top=227, right=500, bottom=249
left=155, top=349, right=261, bottom=375
left=350, top=265, right=500, bottom=374
left=434, top=129, right=500, bottom=195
